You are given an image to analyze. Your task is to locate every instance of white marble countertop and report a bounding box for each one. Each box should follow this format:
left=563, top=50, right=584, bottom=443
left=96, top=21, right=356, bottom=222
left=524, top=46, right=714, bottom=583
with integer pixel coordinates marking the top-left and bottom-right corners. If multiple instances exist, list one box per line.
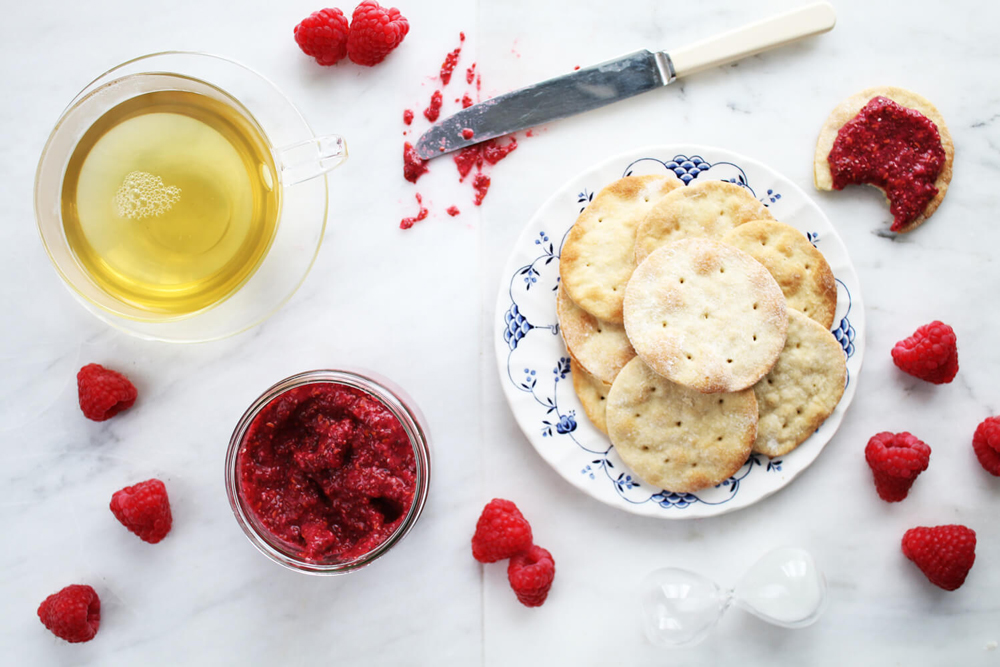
left=2, top=0, right=999, bottom=664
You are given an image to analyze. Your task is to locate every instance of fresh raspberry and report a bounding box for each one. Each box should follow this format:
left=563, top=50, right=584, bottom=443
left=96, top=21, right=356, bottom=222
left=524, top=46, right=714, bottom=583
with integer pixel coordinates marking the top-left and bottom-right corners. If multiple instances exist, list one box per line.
left=347, top=1, right=409, bottom=66
left=294, top=9, right=350, bottom=66
left=110, top=479, right=172, bottom=544
left=471, top=498, right=533, bottom=563
left=507, top=544, right=556, bottom=607
left=37, top=584, right=100, bottom=643
left=891, top=321, right=958, bottom=384
left=972, top=416, right=1000, bottom=476
left=77, top=363, right=137, bottom=422
left=901, top=525, right=976, bottom=591
left=864, top=432, right=931, bottom=502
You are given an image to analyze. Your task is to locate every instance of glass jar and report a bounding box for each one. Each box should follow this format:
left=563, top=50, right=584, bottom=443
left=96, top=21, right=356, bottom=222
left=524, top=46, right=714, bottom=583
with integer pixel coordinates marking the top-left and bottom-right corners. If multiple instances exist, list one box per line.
left=225, top=369, right=430, bottom=574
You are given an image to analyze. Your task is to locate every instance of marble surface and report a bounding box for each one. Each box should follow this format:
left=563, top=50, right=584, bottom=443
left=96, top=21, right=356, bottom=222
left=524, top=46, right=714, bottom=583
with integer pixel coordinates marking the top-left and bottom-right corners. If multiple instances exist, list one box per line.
left=2, top=0, right=999, bottom=664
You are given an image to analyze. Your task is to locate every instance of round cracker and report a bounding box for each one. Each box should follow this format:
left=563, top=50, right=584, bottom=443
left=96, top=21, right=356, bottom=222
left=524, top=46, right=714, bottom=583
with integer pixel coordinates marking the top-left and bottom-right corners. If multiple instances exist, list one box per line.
left=813, top=86, right=954, bottom=233
left=752, top=310, right=846, bottom=458
left=606, top=357, right=757, bottom=493
left=571, top=360, right=611, bottom=435
left=559, top=175, right=683, bottom=323
left=721, top=220, right=837, bottom=330
left=634, top=180, right=774, bottom=264
left=557, top=286, right=635, bottom=385
left=624, top=238, right=788, bottom=393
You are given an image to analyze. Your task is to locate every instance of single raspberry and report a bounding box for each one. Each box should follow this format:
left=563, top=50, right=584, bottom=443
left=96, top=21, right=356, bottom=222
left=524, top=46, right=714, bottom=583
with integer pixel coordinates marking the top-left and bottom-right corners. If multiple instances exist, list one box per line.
left=901, top=525, right=976, bottom=591
left=972, top=416, right=1000, bottom=476
left=471, top=498, right=533, bottom=563
left=37, top=584, right=100, bottom=643
left=294, top=9, right=350, bottom=66
left=77, top=363, right=137, bottom=422
left=891, top=321, right=958, bottom=384
left=110, top=479, right=172, bottom=544
left=864, top=432, right=931, bottom=502
left=347, top=1, right=409, bottom=66
left=507, top=544, right=556, bottom=607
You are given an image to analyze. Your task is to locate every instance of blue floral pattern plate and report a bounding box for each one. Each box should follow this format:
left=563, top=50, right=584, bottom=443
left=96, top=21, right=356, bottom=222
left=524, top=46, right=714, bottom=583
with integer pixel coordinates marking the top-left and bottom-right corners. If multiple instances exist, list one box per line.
left=494, top=145, right=866, bottom=519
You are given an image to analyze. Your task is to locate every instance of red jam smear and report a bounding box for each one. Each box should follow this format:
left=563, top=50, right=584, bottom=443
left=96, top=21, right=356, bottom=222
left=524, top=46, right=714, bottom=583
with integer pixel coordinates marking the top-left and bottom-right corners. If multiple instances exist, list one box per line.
left=482, top=136, right=517, bottom=165
left=446, top=206, right=460, bottom=216
left=440, top=35, right=464, bottom=85
left=238, top=382, right=416, bottom=562
left=403, top=142, right=428, bottom=184
left=400, top=193, right=428, bottom=229
left=454, top=145, right=482, bottom=181
left=828, top=96, right=946, bottom=231
left=472, top=173, right=491, bottom=206
left=403, top=109, right=414, bottom=125
left=423, top=90, right=443, bottom=122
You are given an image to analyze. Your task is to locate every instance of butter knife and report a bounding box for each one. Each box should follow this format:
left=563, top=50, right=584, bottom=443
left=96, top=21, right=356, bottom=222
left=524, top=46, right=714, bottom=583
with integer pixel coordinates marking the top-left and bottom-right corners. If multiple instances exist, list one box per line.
left=414, top=2, right=836, bottom=160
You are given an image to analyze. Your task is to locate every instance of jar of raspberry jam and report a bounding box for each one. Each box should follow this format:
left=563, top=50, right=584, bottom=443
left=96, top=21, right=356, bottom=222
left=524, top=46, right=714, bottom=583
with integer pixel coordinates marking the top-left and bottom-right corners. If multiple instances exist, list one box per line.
left=225, top=370, right=430, bottom=574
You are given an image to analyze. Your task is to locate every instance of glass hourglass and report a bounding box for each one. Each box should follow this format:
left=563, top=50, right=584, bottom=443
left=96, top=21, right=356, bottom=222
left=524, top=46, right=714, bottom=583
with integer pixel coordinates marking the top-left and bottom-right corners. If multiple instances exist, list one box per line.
left=640, top=547, right=826, bottom=647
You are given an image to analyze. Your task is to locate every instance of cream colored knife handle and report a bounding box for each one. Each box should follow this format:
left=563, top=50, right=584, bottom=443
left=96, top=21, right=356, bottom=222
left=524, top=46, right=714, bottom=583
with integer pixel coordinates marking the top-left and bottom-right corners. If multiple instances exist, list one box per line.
left=668, top=2, right=836, bottom=79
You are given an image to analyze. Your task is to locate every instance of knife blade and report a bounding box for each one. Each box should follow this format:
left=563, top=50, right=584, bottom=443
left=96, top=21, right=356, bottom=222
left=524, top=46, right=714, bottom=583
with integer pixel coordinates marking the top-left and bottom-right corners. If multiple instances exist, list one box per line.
left=414, top=50, right=671, bottom=159
left=414, top=1, right=835, bottom=160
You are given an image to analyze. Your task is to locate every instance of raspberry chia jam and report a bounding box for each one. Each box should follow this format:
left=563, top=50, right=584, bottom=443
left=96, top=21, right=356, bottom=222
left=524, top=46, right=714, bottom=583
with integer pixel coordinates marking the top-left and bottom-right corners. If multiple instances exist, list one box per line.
left=226, top=370, right=430, bottom=574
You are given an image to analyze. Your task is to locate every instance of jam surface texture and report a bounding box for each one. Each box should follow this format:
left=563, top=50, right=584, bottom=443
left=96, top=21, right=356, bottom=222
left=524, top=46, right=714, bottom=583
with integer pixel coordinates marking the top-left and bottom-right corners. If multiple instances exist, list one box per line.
left=239, top=382, right=416, bottom=562
left=828, top=96, right=946, bottom=231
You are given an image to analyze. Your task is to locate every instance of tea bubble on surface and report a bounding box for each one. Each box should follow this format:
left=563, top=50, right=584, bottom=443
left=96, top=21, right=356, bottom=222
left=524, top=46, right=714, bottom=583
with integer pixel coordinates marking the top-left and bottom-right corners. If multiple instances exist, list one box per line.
left=114, top=171, right=181, bottom=219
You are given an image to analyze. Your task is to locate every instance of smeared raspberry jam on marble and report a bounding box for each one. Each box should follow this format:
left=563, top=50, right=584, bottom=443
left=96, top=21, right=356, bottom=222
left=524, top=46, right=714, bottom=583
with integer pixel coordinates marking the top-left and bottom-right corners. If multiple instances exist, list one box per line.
left=403, top=142, right=428, bottom=184
left=423, top=91, right=443, bottom=122
left=400, top=193, right=428, bottom=229
left=472, top=173, right=491, bottom=205
left=439, top=33, right=464, bottom=85
left=238, top=382, right=416, bottom=562
left=828, top=96, right=946, bottom=231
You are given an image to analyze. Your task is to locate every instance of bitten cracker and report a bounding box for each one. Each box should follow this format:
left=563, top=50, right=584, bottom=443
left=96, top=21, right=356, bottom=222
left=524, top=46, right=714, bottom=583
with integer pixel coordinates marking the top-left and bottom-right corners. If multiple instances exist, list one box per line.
left=722, top=220, right=837, bottom=330
left=753, top=310, right=846, bottom=458
left=606, top=357, right=757, bottom=493
left=634, top=180, right=774, bottom=264
left=623, top=238, right=788, bottom=393
left=557, top=286, right=635, bottom=385
left=814, top=86, right=954, bottom=233
left=571, top=360, right=611, bottom=435
left=559, top=175, right=682, bottom=323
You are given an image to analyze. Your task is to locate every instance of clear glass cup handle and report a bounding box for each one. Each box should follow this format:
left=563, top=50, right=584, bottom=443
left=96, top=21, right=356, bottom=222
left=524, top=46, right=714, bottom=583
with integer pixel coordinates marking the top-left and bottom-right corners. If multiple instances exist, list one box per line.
left=278, top=134, right=348, bottom=186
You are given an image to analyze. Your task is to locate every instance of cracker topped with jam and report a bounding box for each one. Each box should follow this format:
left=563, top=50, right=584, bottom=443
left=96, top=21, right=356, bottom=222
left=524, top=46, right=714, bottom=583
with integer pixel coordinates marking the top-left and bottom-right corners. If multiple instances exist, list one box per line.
left=814, top=86, right=954, bottom=233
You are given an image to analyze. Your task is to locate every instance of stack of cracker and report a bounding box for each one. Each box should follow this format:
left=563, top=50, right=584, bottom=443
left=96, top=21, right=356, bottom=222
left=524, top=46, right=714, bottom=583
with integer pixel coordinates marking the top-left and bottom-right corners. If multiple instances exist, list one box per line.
left=558, top=176, right=846, bottom=493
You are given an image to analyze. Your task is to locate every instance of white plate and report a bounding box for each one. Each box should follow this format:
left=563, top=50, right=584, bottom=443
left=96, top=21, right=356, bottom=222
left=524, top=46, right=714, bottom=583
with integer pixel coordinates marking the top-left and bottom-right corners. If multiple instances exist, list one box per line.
left=494, top=145, right=865, bottom=519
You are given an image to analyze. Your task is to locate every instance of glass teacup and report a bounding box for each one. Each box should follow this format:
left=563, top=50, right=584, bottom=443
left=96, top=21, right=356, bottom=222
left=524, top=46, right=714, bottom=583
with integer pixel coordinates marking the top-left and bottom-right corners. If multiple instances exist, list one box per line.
left=35, top=52, right=346, bottom=342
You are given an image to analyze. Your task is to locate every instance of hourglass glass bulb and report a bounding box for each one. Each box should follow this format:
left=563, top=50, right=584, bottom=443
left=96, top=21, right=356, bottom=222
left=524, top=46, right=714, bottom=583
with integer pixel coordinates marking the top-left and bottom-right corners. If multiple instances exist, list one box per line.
left=733, top=547, right=825, bottom=628
left=640, top=568, right=731, bottom=647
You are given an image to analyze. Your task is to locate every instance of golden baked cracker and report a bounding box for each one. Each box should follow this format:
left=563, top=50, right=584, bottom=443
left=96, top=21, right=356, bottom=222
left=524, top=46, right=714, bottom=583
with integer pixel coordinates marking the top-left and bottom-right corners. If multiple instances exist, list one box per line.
left=634, top=180, right=774, bottom=264
left=556, top=286, right=635, bottom=385
left=753, top=310, right=846, bottom=458
left=606, top=357, right=757, bottom=493
left=814, top=86, right=954, bottom=233
left=571, top=359, right=611, bottom=435
left=623, top=238, right=788, bottom=394
left=722, top=220, right=837, bottom=330
left=559, top=175, right=683, bottom=324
